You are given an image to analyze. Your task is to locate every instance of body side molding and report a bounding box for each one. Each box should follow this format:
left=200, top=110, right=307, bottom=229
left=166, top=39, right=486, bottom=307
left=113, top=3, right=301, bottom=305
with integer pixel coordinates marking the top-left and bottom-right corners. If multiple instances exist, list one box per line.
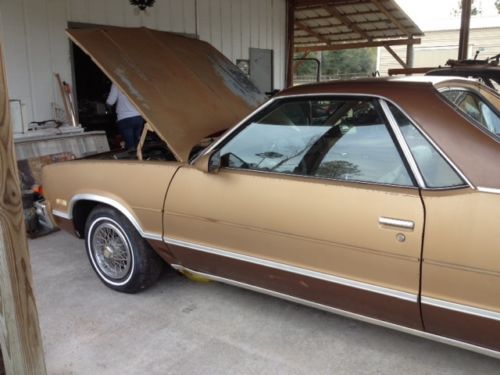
left=164, top=236, right=418, bottom=302
left=422, top=296, right=500, bottom=322
left=171, top=264, right=500, bottom=360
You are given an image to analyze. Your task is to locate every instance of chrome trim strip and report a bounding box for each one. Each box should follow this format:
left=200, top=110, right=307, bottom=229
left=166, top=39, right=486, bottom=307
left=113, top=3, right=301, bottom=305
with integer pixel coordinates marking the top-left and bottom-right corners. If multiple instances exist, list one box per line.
left=55, top=194, right=162, bottom=241
left=379, top=217, right=415, bottom=230
left=380, top=99, right=426, bottom=188
left=220, top=166, right=420, bottom=190
left=422, top=296, right=500, bottom=322
left=52, top=209, right=71, bottom=220
left=477, top=187, right=500, bottom=195
left=172, top=265, right=500, bottom=360
left=164, top=236, right=417, bottom=302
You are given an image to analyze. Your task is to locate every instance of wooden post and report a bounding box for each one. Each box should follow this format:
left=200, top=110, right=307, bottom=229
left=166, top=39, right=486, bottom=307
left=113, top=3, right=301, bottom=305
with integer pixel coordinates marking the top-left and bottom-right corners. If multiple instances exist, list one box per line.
left=0, top=33, right=47, bottom=374
left=285, top=0, right=295, bottom=88
left=458, top=0, right=471, bottom=60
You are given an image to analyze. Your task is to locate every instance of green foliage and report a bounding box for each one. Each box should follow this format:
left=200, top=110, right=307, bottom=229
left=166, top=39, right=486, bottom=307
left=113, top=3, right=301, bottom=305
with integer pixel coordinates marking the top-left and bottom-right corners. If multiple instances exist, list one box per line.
left=294, top=48, right=377, bottom=79
left=496, top=0, right=500, bottom=13
left=321, top=48, right=377, bottom=76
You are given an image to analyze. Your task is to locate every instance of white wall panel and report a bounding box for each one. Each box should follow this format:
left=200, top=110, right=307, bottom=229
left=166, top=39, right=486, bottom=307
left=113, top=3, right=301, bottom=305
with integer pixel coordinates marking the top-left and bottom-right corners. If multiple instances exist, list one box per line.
left=230, top=0, right=242, bottom=59
left=183, top=0, right=196, bottom=35
left=87, top=0, right=106, bottom=25
left=68, top=0, right=88, bottom=23
left=156, top=0, right=173, bottom=31
left=209, top=0, right=222, bottom=51
left=47, top=0, right=72, bottom=107
left=170, top=0, right=185, bottom=33
left=23, top=0, right=53, bottom=125
left=221, top=0, right=233, bottom=60
left=105, top=0, right=126, bottom=26
left=124, top=3, right=141, bottom=27
left=0, top=0, right=287, bottom=134
left=240, top=0, right=251, bottom=59
left=0, top=0, right=34, bottom=131
left=141, top=6, right=158, bottom=29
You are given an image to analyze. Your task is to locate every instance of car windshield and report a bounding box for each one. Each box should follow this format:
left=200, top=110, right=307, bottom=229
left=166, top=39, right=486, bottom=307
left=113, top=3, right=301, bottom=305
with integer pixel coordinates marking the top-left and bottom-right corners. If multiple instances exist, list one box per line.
left=440, top=89, right=500, bottom=139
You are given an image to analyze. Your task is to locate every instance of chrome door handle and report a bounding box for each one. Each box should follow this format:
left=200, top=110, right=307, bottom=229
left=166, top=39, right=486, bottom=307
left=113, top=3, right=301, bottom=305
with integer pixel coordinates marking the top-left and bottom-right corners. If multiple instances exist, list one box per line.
left=379, top=217, right=415, bottom=230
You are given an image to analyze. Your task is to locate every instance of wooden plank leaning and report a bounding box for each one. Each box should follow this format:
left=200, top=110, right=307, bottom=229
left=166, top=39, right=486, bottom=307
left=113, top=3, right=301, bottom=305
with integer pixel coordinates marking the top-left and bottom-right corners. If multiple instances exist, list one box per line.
left=0, top=32, right=47, bottom=375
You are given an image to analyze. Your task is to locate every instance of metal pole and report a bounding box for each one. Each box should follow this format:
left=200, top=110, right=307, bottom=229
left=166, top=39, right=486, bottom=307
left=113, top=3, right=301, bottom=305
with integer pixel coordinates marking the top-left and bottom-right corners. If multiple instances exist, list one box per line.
left=458, top=0, right=471, bottom=60
left=405, top=40, right=414, bottom=68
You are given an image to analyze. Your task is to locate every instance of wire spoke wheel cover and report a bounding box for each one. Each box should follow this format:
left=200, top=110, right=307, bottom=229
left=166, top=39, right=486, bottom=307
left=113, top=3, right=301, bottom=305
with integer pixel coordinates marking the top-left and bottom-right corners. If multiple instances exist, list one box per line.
left=89, top=218, right=134, bottom=283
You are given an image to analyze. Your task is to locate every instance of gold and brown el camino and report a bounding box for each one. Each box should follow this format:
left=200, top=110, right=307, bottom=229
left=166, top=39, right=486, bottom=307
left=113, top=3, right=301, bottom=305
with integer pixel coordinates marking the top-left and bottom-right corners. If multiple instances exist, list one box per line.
left=43, top=28, right=500, bottom=358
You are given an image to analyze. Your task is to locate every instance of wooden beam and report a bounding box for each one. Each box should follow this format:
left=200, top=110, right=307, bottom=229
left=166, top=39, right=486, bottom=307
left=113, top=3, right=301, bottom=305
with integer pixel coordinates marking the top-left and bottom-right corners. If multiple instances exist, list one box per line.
left=0, top=34, right=47, bottom=375
left=296, top=11, right=388, bottom=23
left=384, top=45, right=408, bottom=68
left=295, top=0, right=371, bottom=9
left=388, top=67, right=436, bottom=76
left=458, top=0, right=471, bottom=60
left=295, top=20, right=406, bottom=33
left=286, top=0, right=296, bottom=87
left=371, top=0, right=411, bottom=36
left=295, top=20, right=331, bottom=45
left=295, top=37, right=421, bottom=52
left=295, top=27, right=404, bottom=40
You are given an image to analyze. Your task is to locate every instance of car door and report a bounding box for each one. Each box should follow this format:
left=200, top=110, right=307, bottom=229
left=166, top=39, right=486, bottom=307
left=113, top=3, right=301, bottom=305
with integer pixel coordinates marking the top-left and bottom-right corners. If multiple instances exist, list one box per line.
left=164, top=96, right=425, bottom=329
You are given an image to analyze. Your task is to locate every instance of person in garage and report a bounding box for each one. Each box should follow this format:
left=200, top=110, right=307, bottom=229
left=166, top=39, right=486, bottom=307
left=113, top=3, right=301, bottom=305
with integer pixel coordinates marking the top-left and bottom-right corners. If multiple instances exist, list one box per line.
left=106, top=83, right=144, bottom=150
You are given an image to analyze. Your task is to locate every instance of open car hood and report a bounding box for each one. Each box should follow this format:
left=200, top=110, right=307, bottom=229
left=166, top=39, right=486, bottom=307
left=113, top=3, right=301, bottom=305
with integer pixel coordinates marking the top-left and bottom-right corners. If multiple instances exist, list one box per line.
left=67, top=27, right=267, bottom=162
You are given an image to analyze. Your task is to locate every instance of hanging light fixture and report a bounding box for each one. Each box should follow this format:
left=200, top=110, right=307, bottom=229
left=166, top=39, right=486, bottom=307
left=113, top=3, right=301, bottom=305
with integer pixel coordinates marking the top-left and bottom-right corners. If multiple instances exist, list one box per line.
left=129, top=0, right=156, bottom=11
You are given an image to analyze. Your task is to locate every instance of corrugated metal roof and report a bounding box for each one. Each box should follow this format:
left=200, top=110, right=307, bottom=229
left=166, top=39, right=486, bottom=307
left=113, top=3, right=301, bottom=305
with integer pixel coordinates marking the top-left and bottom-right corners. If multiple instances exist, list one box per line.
left=294, top=0, right=423, bottom=51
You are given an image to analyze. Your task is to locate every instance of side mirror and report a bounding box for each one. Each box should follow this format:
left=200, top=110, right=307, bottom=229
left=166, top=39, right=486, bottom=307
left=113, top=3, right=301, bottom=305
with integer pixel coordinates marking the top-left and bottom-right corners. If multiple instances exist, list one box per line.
left=194, top=150, right=221, bottom=174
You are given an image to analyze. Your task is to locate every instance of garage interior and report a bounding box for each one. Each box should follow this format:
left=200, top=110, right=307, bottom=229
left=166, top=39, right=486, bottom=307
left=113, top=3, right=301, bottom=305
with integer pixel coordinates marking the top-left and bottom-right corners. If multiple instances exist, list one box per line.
left=1, top=0, right=498, bottom=373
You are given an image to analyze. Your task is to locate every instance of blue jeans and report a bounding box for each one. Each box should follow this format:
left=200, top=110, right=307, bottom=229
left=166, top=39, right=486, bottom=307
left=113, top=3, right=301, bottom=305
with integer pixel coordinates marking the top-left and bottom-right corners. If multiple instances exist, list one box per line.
left=117, top=116, right=144, bottom=150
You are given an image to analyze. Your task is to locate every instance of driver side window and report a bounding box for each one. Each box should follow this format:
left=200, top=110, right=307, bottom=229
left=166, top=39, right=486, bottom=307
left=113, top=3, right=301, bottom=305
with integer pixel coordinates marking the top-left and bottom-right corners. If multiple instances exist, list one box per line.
left=218, top=97, right=414, bottom=187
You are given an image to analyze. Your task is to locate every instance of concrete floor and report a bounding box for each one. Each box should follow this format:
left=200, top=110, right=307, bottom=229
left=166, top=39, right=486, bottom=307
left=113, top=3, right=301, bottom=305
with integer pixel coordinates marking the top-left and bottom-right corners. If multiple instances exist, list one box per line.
left=30, top=231, right=500, bottom=375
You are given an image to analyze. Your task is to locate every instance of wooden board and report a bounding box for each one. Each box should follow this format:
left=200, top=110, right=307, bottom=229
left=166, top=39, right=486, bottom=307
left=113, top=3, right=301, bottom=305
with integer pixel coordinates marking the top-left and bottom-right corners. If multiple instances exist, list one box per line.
left=0, top=35, right=46, bottom=375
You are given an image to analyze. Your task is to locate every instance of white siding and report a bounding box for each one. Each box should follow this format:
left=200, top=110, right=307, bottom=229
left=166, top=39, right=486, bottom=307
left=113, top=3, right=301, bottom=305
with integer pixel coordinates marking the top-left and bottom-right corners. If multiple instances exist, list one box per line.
left=377, top=26, right=500, bottom=76
left=0, top=0, right=286, bottom=134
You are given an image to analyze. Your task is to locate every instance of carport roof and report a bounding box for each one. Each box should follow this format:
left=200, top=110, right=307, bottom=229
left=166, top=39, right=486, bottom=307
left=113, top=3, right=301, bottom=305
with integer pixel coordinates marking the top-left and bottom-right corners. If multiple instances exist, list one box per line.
left=294, top=0, right=424, bottom=52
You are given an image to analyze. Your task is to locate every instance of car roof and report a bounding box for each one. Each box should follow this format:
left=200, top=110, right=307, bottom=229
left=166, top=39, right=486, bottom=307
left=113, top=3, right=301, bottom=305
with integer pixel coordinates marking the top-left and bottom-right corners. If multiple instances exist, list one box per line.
left=276, top=76, right=473, bottom=98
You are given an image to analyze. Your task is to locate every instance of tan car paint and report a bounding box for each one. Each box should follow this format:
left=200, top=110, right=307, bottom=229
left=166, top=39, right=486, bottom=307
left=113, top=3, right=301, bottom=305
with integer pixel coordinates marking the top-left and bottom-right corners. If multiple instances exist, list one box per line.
left=43, top=160, right=180, bottom=236
left=421, top=189, right=500, bottom=312
left=164, top=166, right=424, bottom=294
left=42, top=77, right=500, bottom=356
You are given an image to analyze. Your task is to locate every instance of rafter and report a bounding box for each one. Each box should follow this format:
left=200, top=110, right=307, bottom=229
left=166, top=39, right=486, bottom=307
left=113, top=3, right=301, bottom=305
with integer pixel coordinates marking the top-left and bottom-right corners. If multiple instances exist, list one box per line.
left=295, top=20, right=332, bottom=45
left=295, top=26, right=403, bottom=37
left=384, top=45, right=408, bottom=68
left=295, top=37, right=420, bottom=52
left=371, top=0, right=411, bottom=36
left=322, top=5, right=373, bottom=40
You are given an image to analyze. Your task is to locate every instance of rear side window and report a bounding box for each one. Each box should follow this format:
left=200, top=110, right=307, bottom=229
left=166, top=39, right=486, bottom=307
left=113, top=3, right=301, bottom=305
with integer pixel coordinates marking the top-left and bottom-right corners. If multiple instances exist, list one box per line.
left=441, top=89, right=500, bottom=139
left=388, top=103, right=466, bottom=188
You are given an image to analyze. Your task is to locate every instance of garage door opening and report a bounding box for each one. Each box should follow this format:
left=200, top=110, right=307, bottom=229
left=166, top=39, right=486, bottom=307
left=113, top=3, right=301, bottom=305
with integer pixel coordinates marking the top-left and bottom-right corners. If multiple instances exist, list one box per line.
left=71, top=41, right=120, bottom=148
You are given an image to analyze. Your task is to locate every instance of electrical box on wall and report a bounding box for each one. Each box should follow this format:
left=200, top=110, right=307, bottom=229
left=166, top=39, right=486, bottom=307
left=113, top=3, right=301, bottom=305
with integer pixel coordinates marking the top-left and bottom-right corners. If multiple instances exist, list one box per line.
left=249, top=48, right=273, bottom=94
